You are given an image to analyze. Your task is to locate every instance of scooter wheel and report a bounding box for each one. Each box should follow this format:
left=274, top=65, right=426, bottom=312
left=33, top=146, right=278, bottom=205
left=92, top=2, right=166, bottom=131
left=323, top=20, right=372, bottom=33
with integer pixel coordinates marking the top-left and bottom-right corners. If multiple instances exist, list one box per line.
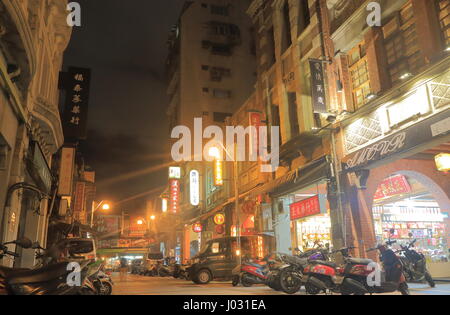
left=305, top=283, right=321, bottom=295
left=399, top=283, right=410, bottom=296
left=241, top=275, right=253, bottom=287
left=425, top=271, right=435, bottom=288
left=232, top=275, right=240, bottom=287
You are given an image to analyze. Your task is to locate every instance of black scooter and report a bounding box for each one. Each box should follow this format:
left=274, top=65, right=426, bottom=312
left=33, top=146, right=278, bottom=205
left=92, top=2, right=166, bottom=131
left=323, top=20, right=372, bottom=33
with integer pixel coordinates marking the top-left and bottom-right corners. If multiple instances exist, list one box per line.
left=397, top=236, right=435, bottom=287
left=0, top=238, right=92, bottom=295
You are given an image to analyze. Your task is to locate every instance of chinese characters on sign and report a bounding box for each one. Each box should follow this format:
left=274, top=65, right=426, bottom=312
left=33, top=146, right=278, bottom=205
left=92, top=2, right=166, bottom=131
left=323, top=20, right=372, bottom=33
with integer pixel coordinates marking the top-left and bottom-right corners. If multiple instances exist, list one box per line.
left=190, top=170, right=200, bottom=206
left=170, top=179, right=180, bottom=213
left=62, top=67, right=91, bottom=140
left=290, top=195, right=322, bottom=221
left=214, top=159, right=223, bottom=186
left=309, top=59, right=327, bottom=114
left=374, top=175, right=412, bottom=200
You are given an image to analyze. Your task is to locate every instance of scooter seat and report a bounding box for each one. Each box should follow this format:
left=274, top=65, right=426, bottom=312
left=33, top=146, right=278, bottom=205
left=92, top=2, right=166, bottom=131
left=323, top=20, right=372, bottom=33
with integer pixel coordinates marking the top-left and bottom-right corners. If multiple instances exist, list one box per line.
left=0, top=267, right=30, bottom=278
left=310, top=260, right=337, bottom=268
left=6, top=263, right=70, bottom=285
left=347, top=258, right=373, bottom=265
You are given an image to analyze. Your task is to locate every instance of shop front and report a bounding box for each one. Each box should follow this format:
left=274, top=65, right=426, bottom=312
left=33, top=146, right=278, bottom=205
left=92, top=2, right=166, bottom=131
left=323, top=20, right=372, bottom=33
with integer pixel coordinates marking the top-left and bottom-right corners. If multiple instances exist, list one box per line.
left=342, top=80, right=450, bottom=276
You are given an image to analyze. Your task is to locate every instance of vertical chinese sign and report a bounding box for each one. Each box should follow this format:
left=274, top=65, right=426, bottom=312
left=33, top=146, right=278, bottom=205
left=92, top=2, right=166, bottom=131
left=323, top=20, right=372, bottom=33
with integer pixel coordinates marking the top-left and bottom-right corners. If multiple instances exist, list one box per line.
left=72, top=182, right=86, bottom=222
left=62, top=67, right=91, bottom=140
left=249, top=112, right=262, bottom=156
left=214, top=160, right=223, bottom=186
left=170, top=179, right=180, bottom=214
left=309, top=59, right=327, bottom=114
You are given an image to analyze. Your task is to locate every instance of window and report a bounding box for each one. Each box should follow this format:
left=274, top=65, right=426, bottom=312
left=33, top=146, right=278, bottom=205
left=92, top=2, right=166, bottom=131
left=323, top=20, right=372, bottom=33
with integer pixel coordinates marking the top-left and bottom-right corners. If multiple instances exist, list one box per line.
left=210, top=23, right=240, bottom=37
left=0, top=144, right=8, bottom=170
left=211, top=44, right=232, bottom=56
left=267, top=27, right=276, bottom=66
left=211, top=5, right=229, bottom=16
left=202, top=87, right=209, bottom=93
left=437, top=0, right=450, bottom=46
left=348, top=41, right=371, bottom=109
left=201, top=65, right=210, bottom=71
left=282, top=2, right=292, bottom=53
left=213, top=112, right=232, bottom=123
left=383, top=1, right=424, bottom=84
left=298, top=0, right=311, bottom=36
left=213, top=89, right=232, bottom=99
left=210, top=67, right=231, bottom=82
left=287, top=92, right=299, bottom=137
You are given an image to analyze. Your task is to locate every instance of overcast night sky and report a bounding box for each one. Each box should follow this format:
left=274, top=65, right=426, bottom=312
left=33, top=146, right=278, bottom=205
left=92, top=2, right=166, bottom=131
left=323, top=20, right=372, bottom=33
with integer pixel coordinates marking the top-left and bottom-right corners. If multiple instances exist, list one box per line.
left=63, top=0, right=185, bottom=213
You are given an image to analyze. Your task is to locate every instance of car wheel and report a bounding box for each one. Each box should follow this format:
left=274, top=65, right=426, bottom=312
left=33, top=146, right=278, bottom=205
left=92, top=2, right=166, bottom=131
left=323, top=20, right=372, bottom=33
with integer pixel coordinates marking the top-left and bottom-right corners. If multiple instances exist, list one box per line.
left=195, top=269, right=212, bottom=284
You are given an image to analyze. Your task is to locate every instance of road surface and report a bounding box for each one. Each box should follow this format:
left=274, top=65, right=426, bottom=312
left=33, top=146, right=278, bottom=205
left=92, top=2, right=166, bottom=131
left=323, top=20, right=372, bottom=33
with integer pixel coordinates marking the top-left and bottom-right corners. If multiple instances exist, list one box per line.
left=111, top=273, right=450, bottom=295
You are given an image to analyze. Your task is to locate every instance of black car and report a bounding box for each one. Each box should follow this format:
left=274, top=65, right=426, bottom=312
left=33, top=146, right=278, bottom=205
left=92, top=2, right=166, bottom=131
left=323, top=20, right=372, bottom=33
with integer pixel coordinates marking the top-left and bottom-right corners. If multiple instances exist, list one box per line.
left=188, top=235, right=275, bottom=284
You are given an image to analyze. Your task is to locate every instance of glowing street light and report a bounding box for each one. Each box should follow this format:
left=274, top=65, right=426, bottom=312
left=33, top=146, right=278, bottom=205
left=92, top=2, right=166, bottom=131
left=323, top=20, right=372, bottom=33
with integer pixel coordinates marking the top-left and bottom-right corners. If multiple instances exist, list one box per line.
left=91, top=200, right=111, bottom=228
left=150, top=215, right=156, bottom=221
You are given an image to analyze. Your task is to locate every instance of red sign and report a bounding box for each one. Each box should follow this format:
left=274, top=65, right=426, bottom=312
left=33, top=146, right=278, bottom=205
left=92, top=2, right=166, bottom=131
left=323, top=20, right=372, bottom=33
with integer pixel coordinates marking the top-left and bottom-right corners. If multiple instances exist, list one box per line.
left=170, top=179, right=180, bottom=213
left=249, top=112, right=262, bottom=155
left=193, top=223, right=203, bottom=233
left=215, top=224, right=225, bottom=234
left=374, top=175, right=411, bottom=200
left=214, top=213, right=225, bottom=225
left=290, top=196, right=321, bottom=221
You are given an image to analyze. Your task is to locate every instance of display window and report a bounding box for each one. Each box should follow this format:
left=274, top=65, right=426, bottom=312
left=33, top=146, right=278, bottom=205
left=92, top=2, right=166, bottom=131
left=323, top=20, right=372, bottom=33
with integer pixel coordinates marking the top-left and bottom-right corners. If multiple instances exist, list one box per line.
left=295, top=214, right=332, bottom=251
left=373, top=174, right=449, bottom=263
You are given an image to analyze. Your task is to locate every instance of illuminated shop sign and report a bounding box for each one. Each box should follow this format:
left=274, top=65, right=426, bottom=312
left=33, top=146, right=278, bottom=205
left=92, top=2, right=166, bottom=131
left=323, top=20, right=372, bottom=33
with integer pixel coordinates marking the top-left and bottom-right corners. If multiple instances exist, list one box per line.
left=214, top=160, right=223, bottom=186
left=193, top=223, right=203, bottom=233
left=190, top=170, right=200, bottom=206
left=169, top=166, right=181, bottom=179
left=169, top=179, right=180, bottom=213
left=213, top=213, right=225, bottom=225
left=290, top=195, right=323, bottom=221
left=373, top=175, right=411, bottom=200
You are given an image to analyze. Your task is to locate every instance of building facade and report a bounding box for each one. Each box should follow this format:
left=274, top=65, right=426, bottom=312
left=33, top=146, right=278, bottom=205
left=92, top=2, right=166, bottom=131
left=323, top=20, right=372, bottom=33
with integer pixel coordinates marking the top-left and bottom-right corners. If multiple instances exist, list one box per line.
left=0, top=0, right=71, bottom=268
left=166, top=0, right=257, bottom=262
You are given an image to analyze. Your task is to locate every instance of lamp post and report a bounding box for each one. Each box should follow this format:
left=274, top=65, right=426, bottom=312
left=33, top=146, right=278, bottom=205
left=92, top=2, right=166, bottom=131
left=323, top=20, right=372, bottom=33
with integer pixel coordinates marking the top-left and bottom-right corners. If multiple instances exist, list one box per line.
left=90, top=200, right=111, bottom=228
left=208, top=143, right=241, bottom=267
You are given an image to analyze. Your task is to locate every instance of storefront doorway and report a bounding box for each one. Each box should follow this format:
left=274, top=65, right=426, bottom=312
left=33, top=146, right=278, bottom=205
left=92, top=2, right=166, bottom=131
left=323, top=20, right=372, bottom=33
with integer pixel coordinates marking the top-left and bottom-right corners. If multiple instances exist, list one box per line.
left=372, top=172, right=450, bottom=277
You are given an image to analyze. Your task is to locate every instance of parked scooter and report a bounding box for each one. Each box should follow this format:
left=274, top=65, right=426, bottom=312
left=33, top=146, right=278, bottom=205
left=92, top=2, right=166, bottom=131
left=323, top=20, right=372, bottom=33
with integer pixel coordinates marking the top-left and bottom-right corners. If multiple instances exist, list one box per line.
left=0, top=238, right=92, bottom=295
left=278, top=248, right=328, bottom=294
left=302, top=243, right=410, bottom=295
left=231, top=255, right=275, bottom=287
left=397, top=235, right=435, bottom=287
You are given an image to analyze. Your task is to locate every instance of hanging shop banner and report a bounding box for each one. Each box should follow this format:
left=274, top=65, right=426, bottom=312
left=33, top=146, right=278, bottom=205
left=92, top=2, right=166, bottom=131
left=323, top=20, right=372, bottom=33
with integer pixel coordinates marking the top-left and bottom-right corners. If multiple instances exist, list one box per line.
left=344, top=108, right=450, bottom=172
left=62, top=67, right=91, bottom=140
left=249, top=112, right=262, bottom=155
left=190, top=170, right=200, bottom=206
left=213, top=213, right=225, bottom=225
left=290, top=195, right=323, bottom=221
left=169, top=166, right=181, bottom=179
left=169, top=179, right=180, bottom=213
left=58, top=147, right=75, bottom=196
left=72, top=182, right=86, bottom=222
left=373, top=175, right=411, bottom=200
left=309, top=59, right=327, bottom=114
left=214, top=159, right=223, bottom=186
left=27, top=141, right=52, bottom=194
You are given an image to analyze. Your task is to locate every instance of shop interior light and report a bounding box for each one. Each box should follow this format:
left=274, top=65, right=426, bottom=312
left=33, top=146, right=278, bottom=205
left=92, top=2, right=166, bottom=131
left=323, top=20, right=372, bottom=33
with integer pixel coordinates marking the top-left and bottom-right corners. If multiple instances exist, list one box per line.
left=400, top=72, right=412, bottom=80
left=435, top=153, right=450, bottom=172
left=446, top=46, right=450, bottom=52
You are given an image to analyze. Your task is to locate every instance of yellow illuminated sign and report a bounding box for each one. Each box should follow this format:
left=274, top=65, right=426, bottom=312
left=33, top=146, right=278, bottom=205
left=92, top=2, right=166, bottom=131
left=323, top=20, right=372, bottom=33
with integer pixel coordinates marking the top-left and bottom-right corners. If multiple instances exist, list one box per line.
left=214, top=159, right=223, bottom=186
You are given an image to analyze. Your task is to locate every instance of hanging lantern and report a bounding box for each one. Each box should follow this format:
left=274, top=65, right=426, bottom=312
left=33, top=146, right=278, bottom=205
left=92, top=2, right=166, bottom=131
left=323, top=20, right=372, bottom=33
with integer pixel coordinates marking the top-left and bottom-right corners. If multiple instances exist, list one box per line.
left=435, top=153, right=450, bottom=172
left=193, top=223, right=203, bottom=233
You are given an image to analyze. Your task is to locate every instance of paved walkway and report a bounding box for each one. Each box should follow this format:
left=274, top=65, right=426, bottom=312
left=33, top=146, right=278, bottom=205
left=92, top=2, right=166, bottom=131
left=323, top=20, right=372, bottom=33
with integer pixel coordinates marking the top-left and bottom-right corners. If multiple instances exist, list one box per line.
left=111, top=273, right=450, bottom=295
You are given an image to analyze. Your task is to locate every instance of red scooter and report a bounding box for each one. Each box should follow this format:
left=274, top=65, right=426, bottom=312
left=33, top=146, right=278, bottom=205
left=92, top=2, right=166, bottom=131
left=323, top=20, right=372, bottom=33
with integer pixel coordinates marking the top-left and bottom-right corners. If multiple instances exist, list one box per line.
left=302, top=243, right=410, bottom=295
left=232, top=255, right=274, bottom=287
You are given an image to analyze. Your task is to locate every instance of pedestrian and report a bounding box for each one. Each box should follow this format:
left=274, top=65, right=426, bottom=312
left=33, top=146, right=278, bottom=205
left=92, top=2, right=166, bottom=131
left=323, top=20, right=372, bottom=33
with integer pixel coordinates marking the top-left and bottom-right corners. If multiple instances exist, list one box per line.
left=119, top=258, right=128, bottom=281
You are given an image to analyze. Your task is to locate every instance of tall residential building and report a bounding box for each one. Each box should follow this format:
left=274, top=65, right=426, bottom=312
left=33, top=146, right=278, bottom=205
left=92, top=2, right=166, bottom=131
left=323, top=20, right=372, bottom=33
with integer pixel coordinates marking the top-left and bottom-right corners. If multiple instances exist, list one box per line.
left=0, top=0, right=72, bottom=268
left=166, top=0, right=257, bottom=262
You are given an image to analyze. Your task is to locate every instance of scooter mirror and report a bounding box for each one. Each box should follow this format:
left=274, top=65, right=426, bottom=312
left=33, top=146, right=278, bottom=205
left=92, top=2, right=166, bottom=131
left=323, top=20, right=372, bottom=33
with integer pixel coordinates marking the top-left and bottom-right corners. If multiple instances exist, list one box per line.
left=15, top=237, right=33, bottom=249
left=31, top=241, right=42, bottom=249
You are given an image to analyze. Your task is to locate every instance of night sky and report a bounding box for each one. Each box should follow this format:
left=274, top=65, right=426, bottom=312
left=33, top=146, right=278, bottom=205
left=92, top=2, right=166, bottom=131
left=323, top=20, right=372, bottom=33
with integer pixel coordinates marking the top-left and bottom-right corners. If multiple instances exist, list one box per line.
left=63, top=0, right=185, bottom=213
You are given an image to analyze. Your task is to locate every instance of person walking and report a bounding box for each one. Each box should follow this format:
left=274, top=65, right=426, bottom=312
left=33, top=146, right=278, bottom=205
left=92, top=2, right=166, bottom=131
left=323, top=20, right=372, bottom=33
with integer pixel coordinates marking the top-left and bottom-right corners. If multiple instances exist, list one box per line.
left=119, top=258, right=128, bottom=281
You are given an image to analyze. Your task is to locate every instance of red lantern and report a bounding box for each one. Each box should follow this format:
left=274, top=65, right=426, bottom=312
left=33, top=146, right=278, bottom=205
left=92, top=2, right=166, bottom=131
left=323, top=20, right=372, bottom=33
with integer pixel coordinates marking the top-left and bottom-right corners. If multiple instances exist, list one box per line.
left=193, top=223, right=203, bottom=233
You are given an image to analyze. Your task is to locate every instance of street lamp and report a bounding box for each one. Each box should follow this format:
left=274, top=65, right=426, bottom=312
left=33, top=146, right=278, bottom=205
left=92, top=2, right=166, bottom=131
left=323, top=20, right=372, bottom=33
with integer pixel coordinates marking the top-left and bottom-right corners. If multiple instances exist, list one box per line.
left=208, top=142, right=241, bottom=267
left=90, top=200, right=111, bottom=228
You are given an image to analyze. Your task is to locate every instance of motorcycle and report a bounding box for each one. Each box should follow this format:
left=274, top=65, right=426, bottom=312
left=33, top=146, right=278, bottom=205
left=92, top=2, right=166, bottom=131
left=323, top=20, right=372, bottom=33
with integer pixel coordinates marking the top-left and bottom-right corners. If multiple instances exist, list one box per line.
left=302, top=243, right=410, bottom=295
left=231, top=255, right=275, bottom=287
left=397, top=236, right=435, bottom=287
left=278, top=248, right=328, bottom=294
left=0, top=238, right=92, bottom=295
left=90, top=266, right=114, bottom=295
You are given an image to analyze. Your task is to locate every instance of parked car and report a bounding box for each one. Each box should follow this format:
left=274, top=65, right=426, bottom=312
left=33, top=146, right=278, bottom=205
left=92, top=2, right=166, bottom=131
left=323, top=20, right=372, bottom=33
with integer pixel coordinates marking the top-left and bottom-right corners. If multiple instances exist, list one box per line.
left=188, top=235, right=275, bottom=284
left=131, top=259, right=143, bottom=274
